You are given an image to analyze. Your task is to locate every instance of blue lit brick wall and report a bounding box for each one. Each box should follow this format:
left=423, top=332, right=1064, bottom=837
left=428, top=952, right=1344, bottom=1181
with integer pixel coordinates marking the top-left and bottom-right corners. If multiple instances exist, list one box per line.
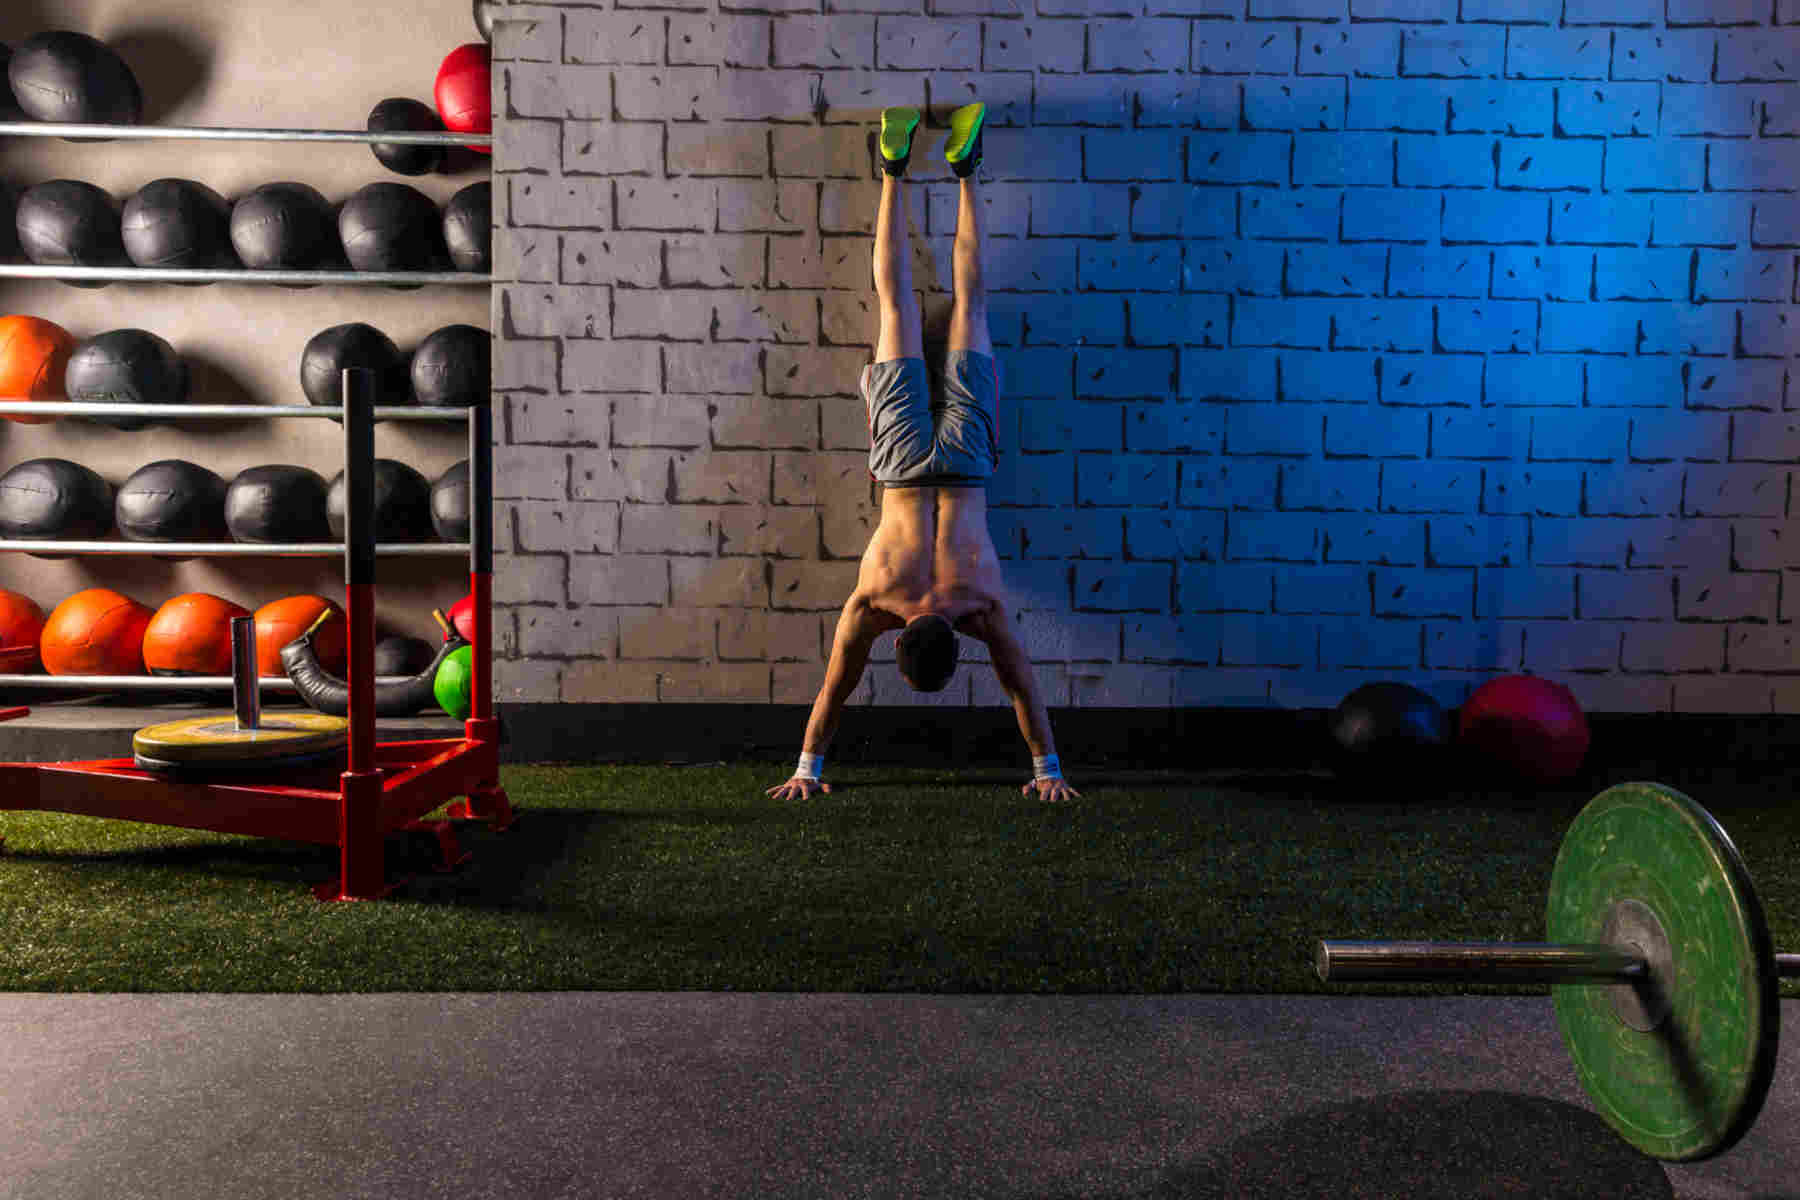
left=489, top=0, right=1800, bottom=715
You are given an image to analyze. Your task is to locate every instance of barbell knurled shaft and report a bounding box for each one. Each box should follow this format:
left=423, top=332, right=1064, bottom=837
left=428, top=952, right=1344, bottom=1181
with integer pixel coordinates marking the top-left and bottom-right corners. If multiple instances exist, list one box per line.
left=1317, top=940, right=1648, bottom=985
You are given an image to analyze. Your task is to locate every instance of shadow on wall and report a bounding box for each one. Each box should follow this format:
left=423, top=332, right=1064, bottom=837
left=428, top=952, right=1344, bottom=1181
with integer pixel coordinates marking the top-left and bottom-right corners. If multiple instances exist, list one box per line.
left=105, top=25, right=207, bottom=125
left=0, top=4, right=57, bottom=46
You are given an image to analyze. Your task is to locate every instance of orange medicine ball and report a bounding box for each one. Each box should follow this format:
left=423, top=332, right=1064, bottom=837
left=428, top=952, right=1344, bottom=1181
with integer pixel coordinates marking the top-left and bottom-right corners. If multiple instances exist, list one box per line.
left=40, top=587, right=153, bottom=676
left=253, top=594, right=345, bottom=678
left=143, top=592, right=251, bottom=676
left=0, top=588, right=47, bottom=670
left=0, top=314, right=77, bottom=424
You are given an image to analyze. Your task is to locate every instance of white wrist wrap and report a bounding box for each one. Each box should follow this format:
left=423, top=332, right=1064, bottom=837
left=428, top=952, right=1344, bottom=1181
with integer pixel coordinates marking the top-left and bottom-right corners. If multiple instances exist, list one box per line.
left=796, top=752, right=824, bottom=781
left=1033, top=754, right=1061, bottom=781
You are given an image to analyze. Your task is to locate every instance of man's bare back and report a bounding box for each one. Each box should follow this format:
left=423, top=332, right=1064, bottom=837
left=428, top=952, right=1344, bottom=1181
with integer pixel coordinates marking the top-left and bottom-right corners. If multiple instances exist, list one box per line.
left=851, top=486, right=1006, bottom=635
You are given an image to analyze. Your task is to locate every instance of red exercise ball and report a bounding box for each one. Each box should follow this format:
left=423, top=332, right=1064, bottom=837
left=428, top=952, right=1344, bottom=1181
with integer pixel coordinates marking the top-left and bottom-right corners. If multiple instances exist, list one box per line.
left=40, top=587, right=153, bottom=676
left=1458, top=674, right=1590, bottom=785
left=434, top=42, right=491, bottom=153
left=0, top=313, right=77, bottom=424
left=143, top=592, right=251, bottom=676
left=253, top=594, right=345, bottom=679
left=0, top=588, right=46, bottom=670
left=447, top=591, right=475, bottom=642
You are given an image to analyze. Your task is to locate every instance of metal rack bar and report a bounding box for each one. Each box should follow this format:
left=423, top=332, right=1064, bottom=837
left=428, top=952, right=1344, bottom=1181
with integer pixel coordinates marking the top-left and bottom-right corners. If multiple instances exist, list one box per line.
left=0, top=674, right=418, bottom=690
left=0, top=541, right=467, bottom=556
left=0, top=265, right=487, bottom=285
left=0, top=402, right=474, bottom=419
left=0, top=121, right=491, bottom=146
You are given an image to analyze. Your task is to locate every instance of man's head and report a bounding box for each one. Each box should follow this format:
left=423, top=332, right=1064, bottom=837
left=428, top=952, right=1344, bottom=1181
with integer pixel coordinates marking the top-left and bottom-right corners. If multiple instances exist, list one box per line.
left=896, top=613, right=958, bottom=693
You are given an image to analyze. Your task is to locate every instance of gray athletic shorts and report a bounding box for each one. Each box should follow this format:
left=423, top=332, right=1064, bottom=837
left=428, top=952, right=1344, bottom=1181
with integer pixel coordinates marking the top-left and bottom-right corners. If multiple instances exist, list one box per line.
left=861, top=350, right=1000, bottom=488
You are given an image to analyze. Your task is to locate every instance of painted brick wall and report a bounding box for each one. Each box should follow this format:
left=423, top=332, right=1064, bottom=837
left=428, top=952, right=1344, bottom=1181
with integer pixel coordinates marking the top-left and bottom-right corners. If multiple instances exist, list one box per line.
left=489, top=0, right=1800, bottom=716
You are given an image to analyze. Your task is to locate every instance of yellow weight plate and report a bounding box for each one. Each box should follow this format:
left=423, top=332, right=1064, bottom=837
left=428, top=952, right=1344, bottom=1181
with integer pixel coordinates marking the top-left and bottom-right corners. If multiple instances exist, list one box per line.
left=132, top=712, right=349, bottom=765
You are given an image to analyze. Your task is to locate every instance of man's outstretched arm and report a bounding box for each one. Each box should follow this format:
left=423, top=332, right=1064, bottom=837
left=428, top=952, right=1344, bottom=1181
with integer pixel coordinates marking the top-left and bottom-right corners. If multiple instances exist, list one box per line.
left=766, top=596, right=888, bottom=801
left=979, top=609, right=1081, bottom=803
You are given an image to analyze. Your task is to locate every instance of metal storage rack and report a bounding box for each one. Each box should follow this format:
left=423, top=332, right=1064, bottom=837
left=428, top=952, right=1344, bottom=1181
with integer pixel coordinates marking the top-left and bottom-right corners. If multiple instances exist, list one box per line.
left=0, top=120, right=512, bottom=900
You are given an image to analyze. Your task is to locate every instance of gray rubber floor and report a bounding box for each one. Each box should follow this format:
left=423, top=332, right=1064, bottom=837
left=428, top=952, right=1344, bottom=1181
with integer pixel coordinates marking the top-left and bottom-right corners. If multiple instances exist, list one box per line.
left=1, top=993, right=1793, bottom=1200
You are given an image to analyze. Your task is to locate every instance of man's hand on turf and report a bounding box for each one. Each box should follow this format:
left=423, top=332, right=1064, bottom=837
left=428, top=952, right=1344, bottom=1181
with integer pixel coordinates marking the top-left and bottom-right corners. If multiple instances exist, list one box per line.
left=766, top=775, right=831, bottom=802
left=1023, top=776, right=1081, bottom=803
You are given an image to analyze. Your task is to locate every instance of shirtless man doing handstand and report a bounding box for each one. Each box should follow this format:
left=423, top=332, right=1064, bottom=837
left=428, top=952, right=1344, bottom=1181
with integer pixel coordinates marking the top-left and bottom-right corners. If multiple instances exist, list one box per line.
left=767, top=102, right=1079, bottom=805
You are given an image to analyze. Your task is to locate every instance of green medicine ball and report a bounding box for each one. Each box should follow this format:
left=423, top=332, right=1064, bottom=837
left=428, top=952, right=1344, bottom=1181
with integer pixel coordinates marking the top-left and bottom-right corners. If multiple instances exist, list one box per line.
left=434, top=643, right=473, bottom=719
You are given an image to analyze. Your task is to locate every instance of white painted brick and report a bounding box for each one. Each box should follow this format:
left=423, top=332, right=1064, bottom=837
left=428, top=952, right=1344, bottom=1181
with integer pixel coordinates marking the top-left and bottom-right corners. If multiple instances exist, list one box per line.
left=674, top=557, right=769, bottom=607
left=494, top=554, right=566, bottom=606
left=495, top=657, right=562, bottom=704
left=508, top=397, right=603, bottom=447
left=667, top=234, right=768, bottom=288
left=521, top=607, right=618, bottom=658
left=562, top=662, right=660, bottom=703
left=620, top=505, right=718, bottom=554
left=611, top=396, right=710, bottom=448
left=1621, top=624, right=1726, bottom=672
left=721, top=610, right=823, bottom=661
left=674, top=450, right=769, bottom=504
left=668, top=124, right=769, bottom=177
left=1674, top=675, right=1774, bottom=715
left=495, top=447, right=568, bottom=501
left=718, top=505, right=817, bottom=556
left=659, top=662, right=773, bottom=702
left=619, top=609, right=714, bottom=659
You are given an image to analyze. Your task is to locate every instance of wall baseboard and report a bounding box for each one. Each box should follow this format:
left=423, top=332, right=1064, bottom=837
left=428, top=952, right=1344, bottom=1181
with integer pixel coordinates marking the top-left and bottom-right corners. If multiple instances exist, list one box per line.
left=497, top=703, right=1800, bottom=777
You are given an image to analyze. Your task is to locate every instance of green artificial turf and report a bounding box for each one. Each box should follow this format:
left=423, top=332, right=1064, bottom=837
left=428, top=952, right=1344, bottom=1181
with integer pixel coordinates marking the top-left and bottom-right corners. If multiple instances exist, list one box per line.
left=0, top=764, right=1794, bottom=995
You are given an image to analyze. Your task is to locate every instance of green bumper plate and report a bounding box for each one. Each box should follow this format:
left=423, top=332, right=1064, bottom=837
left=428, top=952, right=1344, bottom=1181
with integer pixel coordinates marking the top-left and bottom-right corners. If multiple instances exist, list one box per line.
left=1548, top=782, right=1780, bottom=1161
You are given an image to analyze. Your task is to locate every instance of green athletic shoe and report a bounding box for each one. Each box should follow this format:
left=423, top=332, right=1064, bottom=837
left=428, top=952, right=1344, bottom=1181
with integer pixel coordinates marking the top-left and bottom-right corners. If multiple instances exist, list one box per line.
left=945, top=102, right=985, bottom=178
left=879, top=106, right=921, bottom=177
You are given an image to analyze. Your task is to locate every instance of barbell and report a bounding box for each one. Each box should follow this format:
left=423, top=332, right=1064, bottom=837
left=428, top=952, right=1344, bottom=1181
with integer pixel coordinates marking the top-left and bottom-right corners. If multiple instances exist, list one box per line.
left=1317, top=780, right=1799, bottom=1162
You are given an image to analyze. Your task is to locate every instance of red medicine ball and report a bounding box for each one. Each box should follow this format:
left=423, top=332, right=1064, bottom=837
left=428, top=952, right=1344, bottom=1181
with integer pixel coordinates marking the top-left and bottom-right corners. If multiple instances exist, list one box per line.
left=1458, top=674, right=1590, bottom=785
left=434, top=43, right=491, bottom=154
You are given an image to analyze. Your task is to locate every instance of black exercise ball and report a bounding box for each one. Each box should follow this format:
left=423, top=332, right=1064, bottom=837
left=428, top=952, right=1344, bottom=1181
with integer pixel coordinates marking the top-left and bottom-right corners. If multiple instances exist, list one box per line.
left=339, top=182, right=447, bottom=273
left=64, top=329, right=190, bottom=431
left=430, top=459, right=470, bottom=542
left=0, top=457, right=114, bottom=541
left=326, top=459, right=434, bottom=543
left=230, top=182, right=335, bottom=270
left=475, top=0, right=498, bottom=41
left=0, top=180, right=18, bottom=261
left=443, top=180, right=490, bottom=273
left=122, top=178, right=233, bottom=277
left=224, top=465, right=331, bottom=543
left=376, top=634, right=434, bottom=677
left=8, top=31, right=142, bottom=126
left=115, top=459, right=228, bottom=542
left=16, top=179, right=126, bottom=285
left=300, top=323, right=409, bottom=421
left=0, top=44, right=25, bottom=123
left=410, top=324, right=489, bottom=407
left=1327, top=681, right=1451, bottom=779
left=367, top=98, right=446, bottom=177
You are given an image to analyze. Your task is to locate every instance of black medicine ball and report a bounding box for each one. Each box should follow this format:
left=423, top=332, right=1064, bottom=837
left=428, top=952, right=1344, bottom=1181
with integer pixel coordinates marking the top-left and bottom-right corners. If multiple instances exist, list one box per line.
left=230, top=182, right=335, bottom=270
left=376, top=634, right=435, bottom=677
left=0, top=180, right=18, bottom=261
left=8, top=31, right=143, bottom=126
left=224, top=464, right=331, bottom=543
left=122, top=178, right=233, bottom=274
left=430, top=459, right=470, bottom=542
left=64, top=328, right=189, bottom=431
left=410, top=324, right=489, bottom=407
left=339, top=182, right=447, bottom=273
left=367, top=98, right=446, bottom=177
left=443, top=180, right=490, bottom=273
left=115, top=459, right=228, bottom=542
left=16, top=179, right=126, bottom=284
left=325, top=459, right=434, bottom=542
left=1327, top=681, right=1451, bottom=779
left=300, top=323, right=408, bottom=418
left=0, top=44, right=25, bottom=123
left=0, top=456, right=114, bottom=539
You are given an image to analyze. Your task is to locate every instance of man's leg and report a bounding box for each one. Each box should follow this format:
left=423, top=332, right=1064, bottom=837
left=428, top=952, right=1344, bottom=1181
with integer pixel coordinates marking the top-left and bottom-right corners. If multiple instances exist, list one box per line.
left=945, top=103, right=991, bottom=359
left=873, top=108, right=924, bottom=364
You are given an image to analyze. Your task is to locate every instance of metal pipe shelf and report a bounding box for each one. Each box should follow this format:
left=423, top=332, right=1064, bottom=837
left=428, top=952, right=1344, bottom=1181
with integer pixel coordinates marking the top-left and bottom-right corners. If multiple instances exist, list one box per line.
left=0, top=120, right=491, bottom=147
left=0, top=264, right=487, bottom=286
left=0, top=674, right=422, bottom=691
left=0, top=402, right=477, bottom=420
left=0, top=540, right=468, bottom=556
